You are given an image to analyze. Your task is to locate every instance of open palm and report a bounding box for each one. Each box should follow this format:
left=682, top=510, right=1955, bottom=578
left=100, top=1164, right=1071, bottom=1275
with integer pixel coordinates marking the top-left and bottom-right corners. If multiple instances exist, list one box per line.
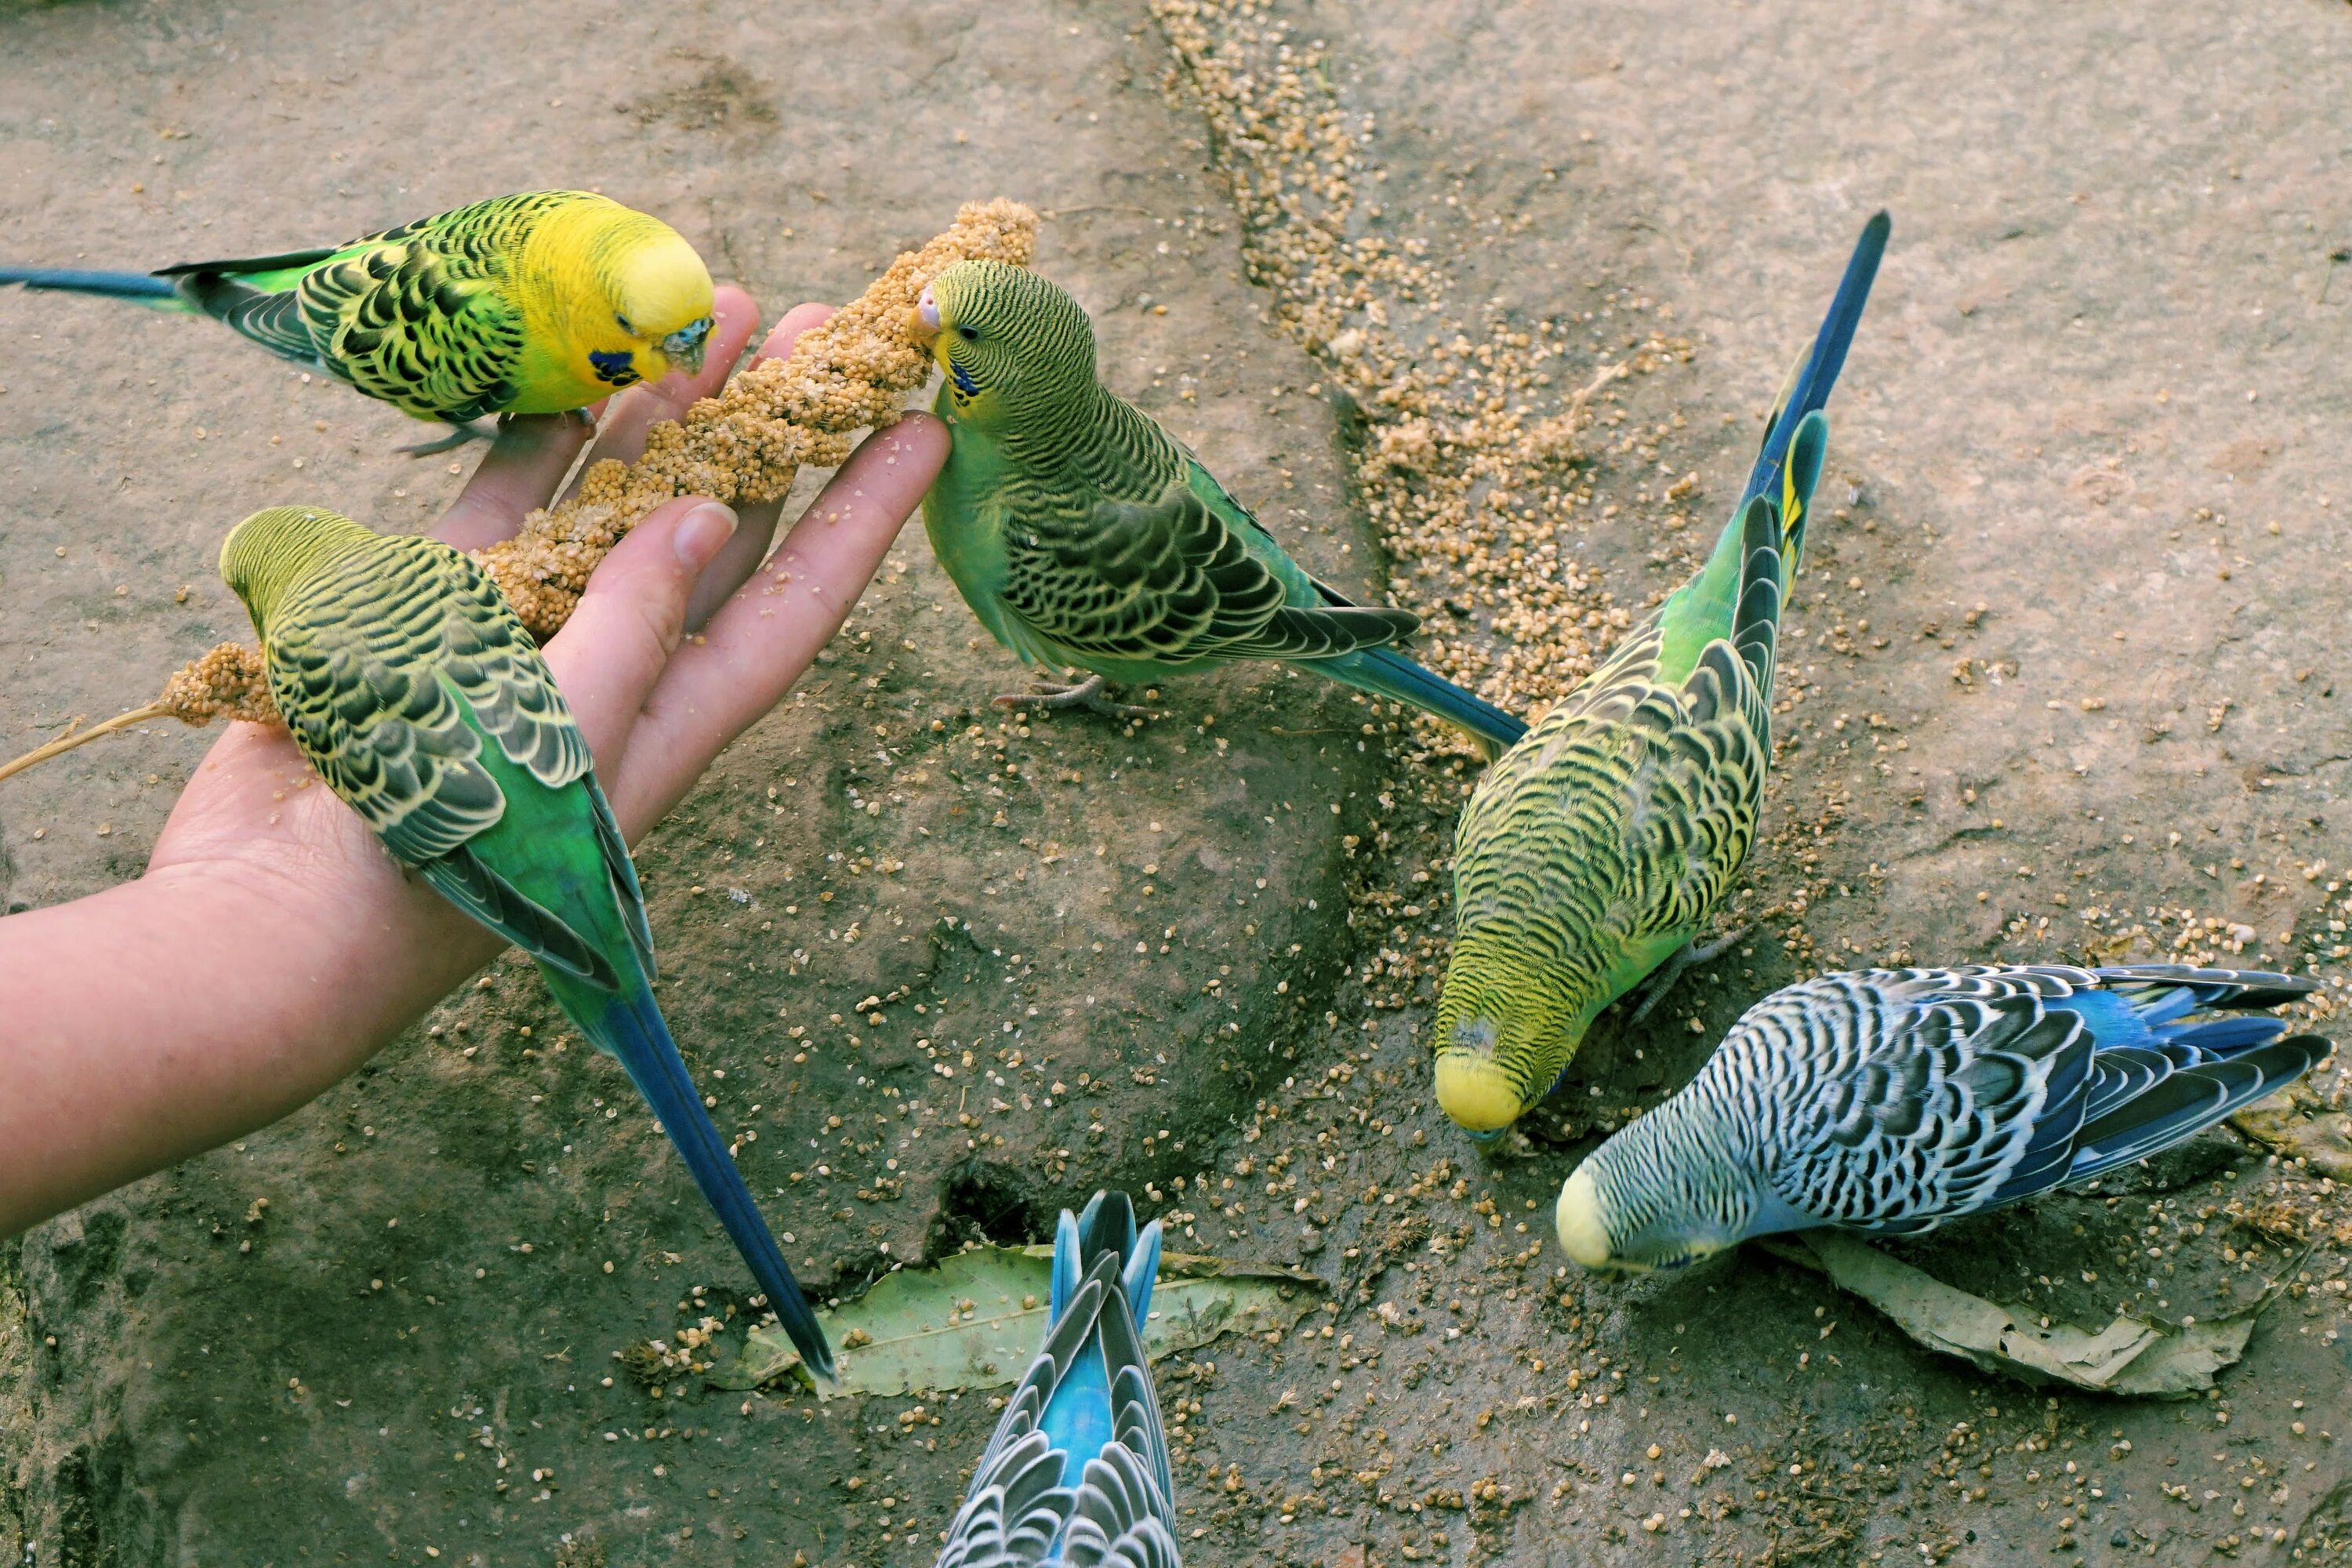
left=1, top=286, right=947, bottom=1233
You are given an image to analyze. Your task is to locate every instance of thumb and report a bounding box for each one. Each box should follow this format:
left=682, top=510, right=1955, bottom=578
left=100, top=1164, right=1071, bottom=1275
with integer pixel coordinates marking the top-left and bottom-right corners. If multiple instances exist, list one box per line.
left=538, top=496, right=739, bottom=767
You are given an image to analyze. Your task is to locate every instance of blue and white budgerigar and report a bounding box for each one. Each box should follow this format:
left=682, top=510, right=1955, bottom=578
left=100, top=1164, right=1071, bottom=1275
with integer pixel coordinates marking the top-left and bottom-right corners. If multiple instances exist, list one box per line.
left=936, top=1191, right=1178, bottom=1567
left=1556, top=964, right=2330, bottom=1274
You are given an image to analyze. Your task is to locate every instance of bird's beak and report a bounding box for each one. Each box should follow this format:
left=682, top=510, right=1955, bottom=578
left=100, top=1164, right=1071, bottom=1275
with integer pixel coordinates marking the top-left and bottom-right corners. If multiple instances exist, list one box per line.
left=908, top=285, right=942, bottom=351
left=659, top=318, right=713, bottom=376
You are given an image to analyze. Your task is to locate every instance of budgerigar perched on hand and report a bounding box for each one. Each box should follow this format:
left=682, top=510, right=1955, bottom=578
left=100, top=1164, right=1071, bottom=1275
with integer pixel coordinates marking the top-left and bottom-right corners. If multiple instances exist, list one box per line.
left=936, top=1190, right=1178, bottom=1567
left=1556, top=964, right=2329, bottom=1274
left=911, top=260, right=1526, bottom=753
left=219, top=506, right=832, bottom=1381
left=3, top=191, right=713, bottom=453
left=1432, top=212, right=1890, bottom=1138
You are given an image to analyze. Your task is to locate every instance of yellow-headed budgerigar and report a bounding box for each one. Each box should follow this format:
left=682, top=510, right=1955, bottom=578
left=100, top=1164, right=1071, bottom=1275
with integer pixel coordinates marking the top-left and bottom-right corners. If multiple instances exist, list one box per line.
left=935, top=1190, right=1178, bottom=1567
left=1432, top=212, right=1890, bottom=1138
left=219, top=506, right=831, bottom=1381
left=1556, top=964, right=2329, bottom=1273
left=909, top=260, right=1526, bottom=753
left=2, top=191, right=713, bottom=453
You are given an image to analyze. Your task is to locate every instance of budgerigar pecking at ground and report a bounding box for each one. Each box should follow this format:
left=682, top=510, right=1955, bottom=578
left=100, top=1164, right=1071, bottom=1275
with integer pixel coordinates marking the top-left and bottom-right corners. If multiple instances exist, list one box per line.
left=2, top=191, right=713, bottom=453
left=935, top=1190, right=1178, bottom=1567
left=1555, top=964, right=2330, bottom=1274
left=1431, top=212, right=1890, bottom=1138
left=909, top=260, right=1527, bottom=753
left=218, top=506, right=832, bottom=1381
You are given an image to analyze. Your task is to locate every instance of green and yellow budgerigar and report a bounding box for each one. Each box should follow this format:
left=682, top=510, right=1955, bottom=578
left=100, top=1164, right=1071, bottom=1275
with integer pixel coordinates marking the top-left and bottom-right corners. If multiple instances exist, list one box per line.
left=910, top=261, right=1527, bottom=752
left=2, top=191, right=713, bottom=452
left=1432, top=212, right=1890, bottom=1138
left=219, top=506, right=833, bottom=1381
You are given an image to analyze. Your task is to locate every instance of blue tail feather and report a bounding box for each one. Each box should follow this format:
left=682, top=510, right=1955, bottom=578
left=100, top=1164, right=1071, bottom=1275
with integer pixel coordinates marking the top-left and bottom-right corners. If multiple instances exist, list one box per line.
left=1323, top=644, right=1527, bottom=751
left=1039, top=1192, right=1156, bottom=1488
left=2068, top=1037, right=2328, bottom=1181
left=1123, top=1215, right=1162, bottom=1322
left=0, top=267, right=180, bottom=299
left=2157, top=1015, right=2288, bottom=1054
left=1740, top=211, right=1889, bottom=512
left=1042, top=1336, right=1116, bottom=1488
left=1050, top=1207, right=1083, bottom=1320
left=597, top=987, right=835, bottom=1381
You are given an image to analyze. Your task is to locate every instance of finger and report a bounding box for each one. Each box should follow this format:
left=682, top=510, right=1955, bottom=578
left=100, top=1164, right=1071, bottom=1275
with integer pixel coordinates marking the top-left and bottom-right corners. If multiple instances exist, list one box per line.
left=561, top=284, right=761, bottom=499
left=681, top=300, right=840, bottom=631
left=607, top=413, right=949, bottom=829
left=433, top=415, right=595, bottom=551
left=538, top=495, right=742, bottom=768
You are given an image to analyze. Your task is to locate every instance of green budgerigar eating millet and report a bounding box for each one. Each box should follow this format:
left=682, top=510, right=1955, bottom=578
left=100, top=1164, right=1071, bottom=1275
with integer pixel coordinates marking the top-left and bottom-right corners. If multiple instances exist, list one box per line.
left=219, top=506, right=833, bottom=1381
left=913, top=260, right=1527, bottom=753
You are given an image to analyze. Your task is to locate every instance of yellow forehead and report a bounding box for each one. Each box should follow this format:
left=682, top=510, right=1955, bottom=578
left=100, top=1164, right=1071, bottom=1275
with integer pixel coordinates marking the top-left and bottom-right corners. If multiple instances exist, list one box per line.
left=1434, top=1051, right=1523, bottom=1133
left=607, top=227, right=713, bottom=334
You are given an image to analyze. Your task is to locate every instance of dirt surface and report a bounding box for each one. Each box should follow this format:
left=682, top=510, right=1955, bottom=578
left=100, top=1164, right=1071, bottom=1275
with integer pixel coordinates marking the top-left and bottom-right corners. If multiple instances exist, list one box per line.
left=3, top=1, right=2350, bottom=1565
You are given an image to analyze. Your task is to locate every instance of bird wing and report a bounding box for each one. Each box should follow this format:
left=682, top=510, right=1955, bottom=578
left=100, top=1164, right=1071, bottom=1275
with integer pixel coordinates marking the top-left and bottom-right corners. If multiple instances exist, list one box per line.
left=996, top=477, right=1413, bottom=667
left=2060, top=966, right=2324, bottom=1181
left=935, top=1428, right=1080, bottom=1567
left=1452, top=602, right=1769, bottom=999
left=1451, top=231, right=1860, bottom=972
left=153, top=246, right=343, bottom=365
left=1178, top=448, right=1415, bottom=627
left=267, top=533, right=611, bottom=982
left=1755, top=967, right=2100, bottom=1232
left=290, top=198, right=555, bottom=423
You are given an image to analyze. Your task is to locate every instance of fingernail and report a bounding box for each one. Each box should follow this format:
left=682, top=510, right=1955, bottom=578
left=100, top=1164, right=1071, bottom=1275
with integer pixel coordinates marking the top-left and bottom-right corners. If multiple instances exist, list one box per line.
left=673, top=502, right=738, bottom=568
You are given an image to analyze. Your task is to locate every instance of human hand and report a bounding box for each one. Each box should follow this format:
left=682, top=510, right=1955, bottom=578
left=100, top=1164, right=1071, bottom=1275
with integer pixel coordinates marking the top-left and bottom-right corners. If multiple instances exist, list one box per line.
left=0, top=285, right=948, bottom=1234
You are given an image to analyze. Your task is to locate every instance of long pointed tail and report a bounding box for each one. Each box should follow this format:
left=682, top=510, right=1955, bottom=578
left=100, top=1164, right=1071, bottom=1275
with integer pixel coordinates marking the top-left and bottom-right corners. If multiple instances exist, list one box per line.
left=1054, top=1189, right=1162, bottom=1324
left=1740, top=211, right=1889, bottom=514
left=595, top=987, right=835, bottom=1381
left=1317, top=644, right=1528, bottom=754
left=2068, top=1034, right=2328, bottom=1182
left=1040, top=1192, right=1172, bottom=1500
left=0, top=267, right=181, bottom=301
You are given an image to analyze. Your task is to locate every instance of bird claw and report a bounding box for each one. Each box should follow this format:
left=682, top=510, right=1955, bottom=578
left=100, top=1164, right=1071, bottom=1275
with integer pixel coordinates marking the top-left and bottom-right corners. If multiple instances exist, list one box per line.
left=1624, top=926, right=1750, bottom=1026
left=396, top=420, right=497, bottom=458
left=992, top=673, right=1157, bottom=720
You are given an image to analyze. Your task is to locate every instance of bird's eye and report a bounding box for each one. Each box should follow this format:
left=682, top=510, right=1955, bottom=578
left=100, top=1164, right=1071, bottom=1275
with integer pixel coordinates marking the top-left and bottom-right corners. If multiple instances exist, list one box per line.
left=956, top=325, right=980, bottom=342
left=615, top=313, right=636, bottom=334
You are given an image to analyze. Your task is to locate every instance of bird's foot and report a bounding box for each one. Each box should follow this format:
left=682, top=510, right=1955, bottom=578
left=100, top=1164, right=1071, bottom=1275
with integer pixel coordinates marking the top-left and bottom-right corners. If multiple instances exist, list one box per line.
left=992, top=673, right=1156, bottom=720
left=1624, top=926, right=1750, bottom=1026
left=495, top=408, right=599, bottom=437
left=396, top=420, right=497, bottom=458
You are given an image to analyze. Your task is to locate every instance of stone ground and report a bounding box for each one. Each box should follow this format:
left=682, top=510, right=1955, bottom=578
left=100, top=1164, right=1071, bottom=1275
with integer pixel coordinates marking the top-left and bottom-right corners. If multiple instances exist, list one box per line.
left=2, top=1, right=2350, bottom=1564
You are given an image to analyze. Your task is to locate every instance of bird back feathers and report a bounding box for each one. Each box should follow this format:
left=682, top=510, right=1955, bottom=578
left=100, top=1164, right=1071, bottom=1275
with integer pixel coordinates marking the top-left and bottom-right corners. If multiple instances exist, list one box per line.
left=939, top=1192, right=1179, bottom=1567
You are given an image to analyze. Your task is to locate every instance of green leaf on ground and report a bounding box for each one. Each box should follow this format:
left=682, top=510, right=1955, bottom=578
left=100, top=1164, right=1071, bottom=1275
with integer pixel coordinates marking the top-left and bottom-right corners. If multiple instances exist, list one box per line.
left=1762, top=1230, right=2265, bottom=1397
left=706, top=1245, right=1324, bottom=1397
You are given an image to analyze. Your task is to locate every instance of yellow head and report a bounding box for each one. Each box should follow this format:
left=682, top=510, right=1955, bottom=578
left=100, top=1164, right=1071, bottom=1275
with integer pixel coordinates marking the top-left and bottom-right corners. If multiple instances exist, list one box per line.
left=552, top=197, right=716, bottom=396
left=1430, top=947, right=1587, bottom=1139
left=909, top=260, right=1098, bottom=435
